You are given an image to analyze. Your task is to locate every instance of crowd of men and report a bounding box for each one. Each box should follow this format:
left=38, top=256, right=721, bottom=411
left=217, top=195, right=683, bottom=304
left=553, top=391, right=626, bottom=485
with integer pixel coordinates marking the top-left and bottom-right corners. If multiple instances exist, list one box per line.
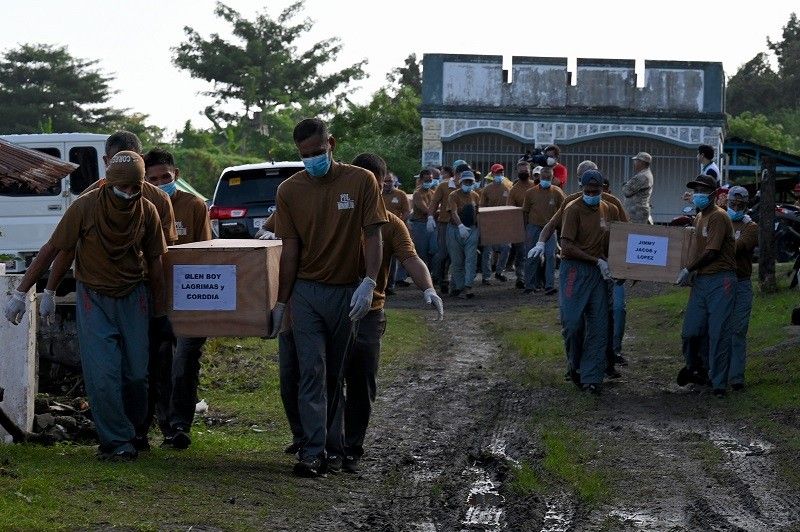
left=2, top=119, right=756, bottom=477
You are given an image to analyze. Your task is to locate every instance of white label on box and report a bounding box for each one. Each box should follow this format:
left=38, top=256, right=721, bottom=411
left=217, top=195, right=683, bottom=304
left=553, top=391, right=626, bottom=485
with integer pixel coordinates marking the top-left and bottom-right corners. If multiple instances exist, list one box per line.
left=173, top=265, right=236, bottom=311
left=625, top=234, right=669, bottom=267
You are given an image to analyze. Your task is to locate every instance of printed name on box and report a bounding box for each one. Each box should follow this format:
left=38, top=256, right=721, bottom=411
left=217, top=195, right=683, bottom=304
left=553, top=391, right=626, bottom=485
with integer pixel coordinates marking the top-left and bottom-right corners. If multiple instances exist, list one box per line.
left=625, top=234, right=669, bottom=267
left=173, top=264, right=237, bottom=311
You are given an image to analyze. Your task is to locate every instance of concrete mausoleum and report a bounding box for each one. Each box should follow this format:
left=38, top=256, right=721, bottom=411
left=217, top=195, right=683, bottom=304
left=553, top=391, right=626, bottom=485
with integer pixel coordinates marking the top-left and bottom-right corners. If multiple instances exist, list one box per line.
left=420, top=54, right=726, bottom=222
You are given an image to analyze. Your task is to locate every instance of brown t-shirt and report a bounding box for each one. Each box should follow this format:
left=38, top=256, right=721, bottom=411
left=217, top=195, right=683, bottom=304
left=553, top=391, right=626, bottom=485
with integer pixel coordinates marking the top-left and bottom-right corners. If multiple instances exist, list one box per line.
left=372, top=212, right=417, bottom=311
left=411, top=187, right=436, bottom=222
left=732, top=220, right=758, bottom=280
left=170, top=190, right=212, bottom=245
left=690, top=206, right=737, bottom=275
left=447, top=189, right=481, bottom=228
left=522, top=186, right=566, bottom=226
left=432, top=181, right=456, bottom=223
left=560, top=198, right=615, bottom=260
left=50, top=190, right=167, bottom=297
left=480, top=182, right=511, bottom=208
left=274, top=161, right=388, bottom=285
left=550, top=191, right=627, bottom=231
left=83, top=179, right=178, bottom=244
left=507, top=179, right=535, bottom=208
left=383, top=188, right=410, bottom=219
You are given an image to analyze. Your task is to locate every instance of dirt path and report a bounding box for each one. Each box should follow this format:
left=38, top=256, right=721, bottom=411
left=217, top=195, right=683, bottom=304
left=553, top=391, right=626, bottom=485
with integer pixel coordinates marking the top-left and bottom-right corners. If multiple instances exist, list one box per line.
left=273, top=279, right=800, bottom=531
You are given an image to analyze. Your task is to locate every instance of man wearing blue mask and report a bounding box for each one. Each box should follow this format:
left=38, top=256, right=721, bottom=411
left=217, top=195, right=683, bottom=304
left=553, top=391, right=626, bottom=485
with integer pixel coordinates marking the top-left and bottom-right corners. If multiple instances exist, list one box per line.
left=409, top=168, right=439, bottom=271
left=522, top=166, right=565, bottom=295
left=558, top=170, right=618, bottom=394
left=479, top=163, right=512, bottom=285
left=143, top=148, right=212, bottom=449
left=446, top=170, right=481, bottom=298
left=676, top=174, right=737, bottom=398
left=269, top=118, right=388, bottom=477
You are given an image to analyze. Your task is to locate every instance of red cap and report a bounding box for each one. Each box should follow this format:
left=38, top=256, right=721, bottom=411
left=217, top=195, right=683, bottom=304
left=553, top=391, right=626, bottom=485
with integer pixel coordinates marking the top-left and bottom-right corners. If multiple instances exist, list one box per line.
left=793, top=183, right=800, bottom=195
left=490, top=163, right=504, bottom=174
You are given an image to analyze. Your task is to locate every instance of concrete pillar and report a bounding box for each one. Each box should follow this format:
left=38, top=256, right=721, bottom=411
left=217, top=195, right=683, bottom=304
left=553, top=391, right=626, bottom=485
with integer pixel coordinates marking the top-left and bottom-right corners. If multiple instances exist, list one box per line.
left=0, top=275, right=37, bottom=442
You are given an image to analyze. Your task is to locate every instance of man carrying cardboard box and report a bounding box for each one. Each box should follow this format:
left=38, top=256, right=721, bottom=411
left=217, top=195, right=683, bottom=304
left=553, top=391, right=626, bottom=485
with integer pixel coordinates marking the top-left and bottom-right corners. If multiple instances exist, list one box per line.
left=479, top=163, right=512, bottom=285
left=522, top=166, right=565, bottom=295
left=676, top=174, right=737, bottom=398
left=446, top=170, right=481, bottom=298
left=269, top=118, right=388, bottom=477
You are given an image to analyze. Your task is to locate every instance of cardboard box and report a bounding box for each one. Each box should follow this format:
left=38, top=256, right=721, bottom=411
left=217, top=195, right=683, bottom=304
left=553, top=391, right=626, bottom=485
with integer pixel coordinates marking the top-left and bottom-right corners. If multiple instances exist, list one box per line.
left=608, top=222, right=693, bottom=283
left=478, top=206, right=526, bottom=245
left=164, top=239, right=281, bottom=337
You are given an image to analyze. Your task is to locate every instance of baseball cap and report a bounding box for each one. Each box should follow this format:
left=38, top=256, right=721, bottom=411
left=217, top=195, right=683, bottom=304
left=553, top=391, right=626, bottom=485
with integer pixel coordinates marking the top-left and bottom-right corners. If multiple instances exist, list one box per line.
left=728, top=186, right=749, bottom=200
left=453, top=159, right=468, bottom=168
left=632, top=152, right=652, bottom=164
left=490, top=163, right=504, bottom=174
left=455, top=163, right=471, bottom=174
left=580, top=169, right=603, bottom=187
left=686, top=174, right=718, bottom=191
left=532, top=166, right=543, bottom=175
left=460, top=170, right=476, bottom=183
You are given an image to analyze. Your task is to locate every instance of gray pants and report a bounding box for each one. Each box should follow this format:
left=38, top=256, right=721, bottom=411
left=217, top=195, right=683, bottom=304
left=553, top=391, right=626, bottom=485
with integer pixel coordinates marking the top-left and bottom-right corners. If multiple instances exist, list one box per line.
left=431, top=221, right=450, bottom=285
left=481, top=244, right=510, bottom=279
left=290, top=279, right=356, bottom=461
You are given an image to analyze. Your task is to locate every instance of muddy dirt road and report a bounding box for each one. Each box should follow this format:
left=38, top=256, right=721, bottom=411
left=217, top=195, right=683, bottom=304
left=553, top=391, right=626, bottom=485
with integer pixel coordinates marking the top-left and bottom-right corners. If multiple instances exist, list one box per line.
left=273, top=280, right=800, bottom=531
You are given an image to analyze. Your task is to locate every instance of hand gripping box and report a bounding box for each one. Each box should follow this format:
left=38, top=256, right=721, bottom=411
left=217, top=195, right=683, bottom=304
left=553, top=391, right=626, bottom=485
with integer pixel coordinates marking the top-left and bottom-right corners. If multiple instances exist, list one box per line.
left=607, top=223, right=693, bottom=283
left=164, top=239, right=281, bottom=337
left=477, top=206, right=526, bottom=246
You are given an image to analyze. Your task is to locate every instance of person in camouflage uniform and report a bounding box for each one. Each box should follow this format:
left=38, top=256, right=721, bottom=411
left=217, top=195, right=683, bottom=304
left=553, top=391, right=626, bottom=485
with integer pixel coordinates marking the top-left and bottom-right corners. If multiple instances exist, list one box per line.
left=622, top=152, right=654, bottom=224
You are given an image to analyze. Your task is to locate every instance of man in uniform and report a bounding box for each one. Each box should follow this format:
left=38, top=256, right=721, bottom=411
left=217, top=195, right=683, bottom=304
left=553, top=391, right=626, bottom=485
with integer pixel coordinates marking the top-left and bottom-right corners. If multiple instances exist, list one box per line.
left=382, top=173, right=411, bottom=292
left=5, top=152, right=168, bottom=460
left=268, top=118, right=388, bottom=477
left=479, top=163, right=512, bottom=285
left=430, top=165, right=458, bottom=293
left=558, top=170, right=616, bottom=394
left=725, top=186, right=758, bottom=391
left=676, top=174, right=737, bottom=397
left=409, top=168, right=439, bottom=271
left=446, top=170, right=481, bottom=298
left=143, top=148, right=212, bottom=449
left=522, top=166, right=565, bottom=295
left=507, top=161, right=536, bottom=289
left=622, top=152, right=654, bottom=224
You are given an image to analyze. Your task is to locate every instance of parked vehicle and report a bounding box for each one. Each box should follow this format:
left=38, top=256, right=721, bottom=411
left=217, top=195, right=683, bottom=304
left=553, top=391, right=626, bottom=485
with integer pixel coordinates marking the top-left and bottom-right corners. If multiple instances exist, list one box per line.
left=668, top=205, right=696, bottom=227
left=209, top=161, right=303, bottom=238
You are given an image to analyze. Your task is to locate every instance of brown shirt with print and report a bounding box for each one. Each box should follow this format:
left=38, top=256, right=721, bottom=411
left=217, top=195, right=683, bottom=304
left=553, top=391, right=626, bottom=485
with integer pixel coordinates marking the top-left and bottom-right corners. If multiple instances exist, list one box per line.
left=522, top=186, right=566, bottom=226
left=507, top=180, right=535, bottom=208
left=372, top=212, right=418, bottom=311
left=447, top=189, right=481, bottom=228
left=383, top=188, right=410, bottom=219
left=690, top=206, right=737, bottom=275
left=411, top=187, right=436, bottom=222
left=275, top=161, right=388, bottom=285
left=560, top=198, right=618, bottom=260
left=170, top=189, right=212, bottom=245
left=480, top=182, right=511, bottom=208
left=432, top=181, right=456, bottom=223
left=49, top=190, right=167, bottom=297
left=732, top=219, right=758, bottom=279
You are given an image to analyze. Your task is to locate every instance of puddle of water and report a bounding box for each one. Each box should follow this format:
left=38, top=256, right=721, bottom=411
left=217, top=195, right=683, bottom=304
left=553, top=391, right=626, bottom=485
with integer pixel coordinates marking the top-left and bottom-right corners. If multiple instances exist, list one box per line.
left=462, top=467, right=505, bottom=530
left=539, top=498, right=574, bottom=532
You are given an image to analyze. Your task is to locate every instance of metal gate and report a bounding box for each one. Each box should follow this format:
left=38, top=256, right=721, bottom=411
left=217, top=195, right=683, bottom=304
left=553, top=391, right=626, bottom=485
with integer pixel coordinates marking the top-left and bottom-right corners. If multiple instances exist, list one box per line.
left=442, top=133, right=527, bottom=176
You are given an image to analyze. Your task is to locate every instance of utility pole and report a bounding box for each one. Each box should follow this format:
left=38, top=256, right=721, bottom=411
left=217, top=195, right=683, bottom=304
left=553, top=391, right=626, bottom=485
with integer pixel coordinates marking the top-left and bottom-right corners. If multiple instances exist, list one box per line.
left=759, top=156, right=777, bottom=293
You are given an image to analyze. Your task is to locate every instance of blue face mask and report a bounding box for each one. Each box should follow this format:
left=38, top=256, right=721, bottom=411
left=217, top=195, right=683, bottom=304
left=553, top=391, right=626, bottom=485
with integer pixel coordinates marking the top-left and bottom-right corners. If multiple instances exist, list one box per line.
left=494, top=175, right=504, bottom=184
left=539, top=179, right=552, bottom=189
left=727, top=207, right=744, bottom=221
left=692, top=193, right=711, bottom=210
left=461, top=183, right=474, bottom=193
left=583, top=193, right=601, bottom=207
left=422, top=181, right=434, bottom=190
left=159, top=181, right=177, bottom=197
left=302, top=152, right=331, bottom=177
left=431, top=178, right=441, bottom=188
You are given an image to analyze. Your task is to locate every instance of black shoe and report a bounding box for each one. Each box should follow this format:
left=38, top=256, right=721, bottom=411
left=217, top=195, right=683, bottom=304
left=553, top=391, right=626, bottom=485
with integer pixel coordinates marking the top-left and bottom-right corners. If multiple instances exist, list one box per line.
left=614, top=354, right=628, bottom=366
left=284, top=442, right=302, bottom=454
left=132, top=435, right=150, bottom=452
left=731, top=383, right=745, bottom=392
left=545, top=287, right=558, bottom=296
left=464, top=288, right=475, bottom=299
left=582, top=383, right=602, bottom=395
left=495, top=273, right=508, bottom=282
left=515, top=280, right=525, bottom=289
left=481, top=279, right=492, bottom=286
left=385, top=287, right=396, bottom=296
left=440, top=282, right=449, bottom=293
left=99, top=448, right=138, bottom=462
left=293, top=458, right=326, bottom=478
left=326, top=454, right=343, bottom=474
left=171, top=430, right=191, bottom=450
left=690, top=369, right=710, bottom=386
left=523, top=288, right=534, bottom=294
left=677, top=367, right=691, bottom=386
left=605, top=367, right=622, bottom=379
left=569, top=368, right=582, bottom=389
left=713, top=388, right=726, bottom=398
left=342, top=455, right=360, bottom=474
left=396, top=280, right=411, bottom=287
left=450, top=288, right=462, bottom=297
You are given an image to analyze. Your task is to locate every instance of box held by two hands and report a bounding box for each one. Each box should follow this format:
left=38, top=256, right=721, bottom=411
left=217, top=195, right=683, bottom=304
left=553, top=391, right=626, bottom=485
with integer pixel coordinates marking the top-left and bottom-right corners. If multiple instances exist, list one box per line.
left=607, top=223, right=693, bottom=283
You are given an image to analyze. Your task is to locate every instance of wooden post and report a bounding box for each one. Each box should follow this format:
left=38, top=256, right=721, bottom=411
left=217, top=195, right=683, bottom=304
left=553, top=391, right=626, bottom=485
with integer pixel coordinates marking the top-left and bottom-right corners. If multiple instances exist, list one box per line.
left=758, top=157, right=777, bottom=293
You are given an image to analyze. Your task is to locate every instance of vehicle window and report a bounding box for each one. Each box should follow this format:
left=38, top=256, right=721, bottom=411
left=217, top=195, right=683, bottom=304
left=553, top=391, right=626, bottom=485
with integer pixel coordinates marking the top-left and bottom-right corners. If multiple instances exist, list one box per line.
left=214, top=167, right=301, bottom=206
left=0, top=147, right=63, bottom=196
left=69, top=146, right=99, bottom=194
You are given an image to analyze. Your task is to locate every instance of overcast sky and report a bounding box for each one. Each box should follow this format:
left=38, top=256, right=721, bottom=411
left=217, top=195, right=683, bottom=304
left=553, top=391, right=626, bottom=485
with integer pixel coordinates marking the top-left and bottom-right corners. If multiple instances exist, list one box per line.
left=1, top=0, right=797, bottom=136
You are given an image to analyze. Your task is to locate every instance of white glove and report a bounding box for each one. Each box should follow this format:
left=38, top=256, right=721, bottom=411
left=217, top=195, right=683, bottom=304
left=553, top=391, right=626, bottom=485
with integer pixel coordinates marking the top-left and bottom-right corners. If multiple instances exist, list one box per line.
left=349, top=277, right=377, bottom=321
left=39, top=289, right=56, bottom=325
left=423, top=288, right=444, bottom=320
left=528, top=242, right=545, bottom=260
left=258, top=231, right=278, bottom=240
left=3, top=290, right=27, bottom=325
left=458, top=224, right=470, bottom=240
left=267, top=302, right=286, bottom=338
left=676, top=268, right=693, bottom=287
left=426, top=215, right=436, bottom=233
left=742, top=214, right=752, bottom=224
left=596, top=258, right=612, bottom=281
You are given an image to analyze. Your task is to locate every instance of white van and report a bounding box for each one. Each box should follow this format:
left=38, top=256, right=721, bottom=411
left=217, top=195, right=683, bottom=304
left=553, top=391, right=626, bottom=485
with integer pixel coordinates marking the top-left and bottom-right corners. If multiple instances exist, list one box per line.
left=0, top=133, right=106, bottom=272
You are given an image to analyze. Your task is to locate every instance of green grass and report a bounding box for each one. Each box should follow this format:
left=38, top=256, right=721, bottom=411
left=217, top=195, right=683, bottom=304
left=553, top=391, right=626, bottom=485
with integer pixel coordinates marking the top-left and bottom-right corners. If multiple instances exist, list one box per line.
left=0, top=308, right=429, bottom=530
left=540, top=424, right=610, bottom=505
left=508, top=460, right=543, bottom=495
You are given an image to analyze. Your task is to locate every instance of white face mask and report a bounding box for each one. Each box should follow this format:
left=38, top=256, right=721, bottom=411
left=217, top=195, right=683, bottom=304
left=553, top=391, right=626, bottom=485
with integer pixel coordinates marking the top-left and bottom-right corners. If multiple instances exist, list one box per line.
left=547, top=157, right=557, bottom=166
left=112, top=186, right=140, bottom=201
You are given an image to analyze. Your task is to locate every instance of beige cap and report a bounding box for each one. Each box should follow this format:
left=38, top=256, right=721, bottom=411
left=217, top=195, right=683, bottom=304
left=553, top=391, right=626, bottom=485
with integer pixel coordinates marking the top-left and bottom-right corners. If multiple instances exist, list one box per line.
left=632, top=152, right=652, bottom=164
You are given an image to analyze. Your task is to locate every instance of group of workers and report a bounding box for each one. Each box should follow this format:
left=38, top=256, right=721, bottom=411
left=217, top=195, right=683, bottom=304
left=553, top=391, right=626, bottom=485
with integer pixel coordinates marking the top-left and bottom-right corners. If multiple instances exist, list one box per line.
left=2, top=120, right=756, bottom=476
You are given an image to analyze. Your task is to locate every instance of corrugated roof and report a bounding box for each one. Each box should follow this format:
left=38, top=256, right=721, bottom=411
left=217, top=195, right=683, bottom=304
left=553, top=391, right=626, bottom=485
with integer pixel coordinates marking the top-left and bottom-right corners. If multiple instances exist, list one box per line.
left=0, top=138, right=78, bottom=192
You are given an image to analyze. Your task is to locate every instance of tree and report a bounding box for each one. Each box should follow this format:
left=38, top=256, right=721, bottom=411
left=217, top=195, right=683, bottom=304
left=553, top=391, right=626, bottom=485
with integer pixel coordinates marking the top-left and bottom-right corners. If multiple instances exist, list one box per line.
left=386, top=54, right=422, bottom=96
left=172, top=1, right=367, bottom=134
left=106, top=113, right=165, bottom=148
left=727, top=112, right=800, bottom=155
left=0, top=44, right=125, bottom=133
left=726, top=53, right=782, bottom=116
left=767, top=13, right=800, bottom=73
